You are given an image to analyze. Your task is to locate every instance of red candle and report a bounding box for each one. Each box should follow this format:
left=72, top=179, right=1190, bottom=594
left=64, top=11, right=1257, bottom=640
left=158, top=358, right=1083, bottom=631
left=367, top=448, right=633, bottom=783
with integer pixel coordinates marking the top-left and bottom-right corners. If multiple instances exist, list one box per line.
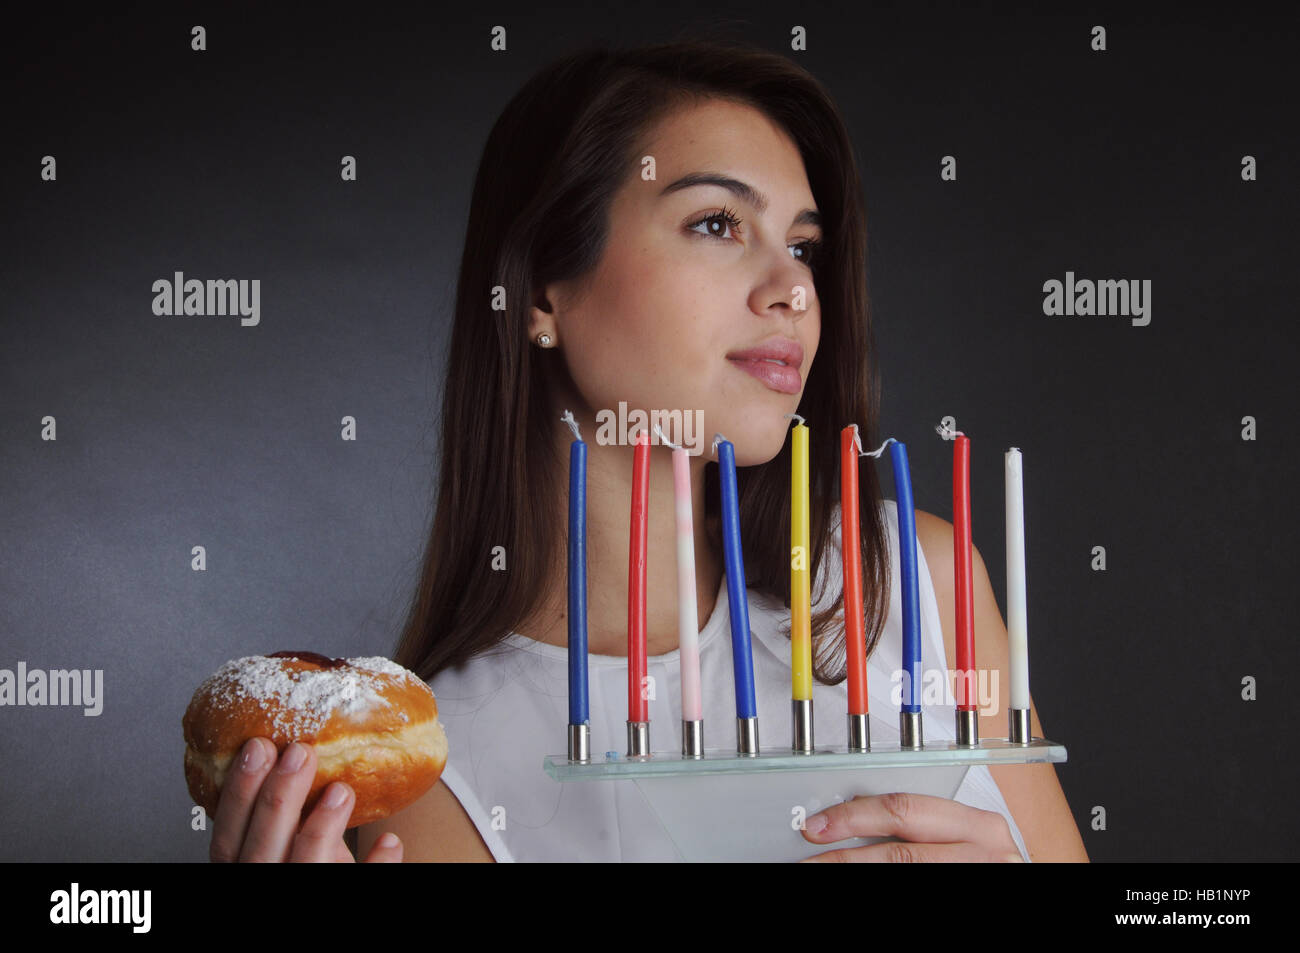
left=840, top=426, right=867, bottom=715
left=953, top=434, right=976, bottom=710
left=628, top=428, right=649, bottom=722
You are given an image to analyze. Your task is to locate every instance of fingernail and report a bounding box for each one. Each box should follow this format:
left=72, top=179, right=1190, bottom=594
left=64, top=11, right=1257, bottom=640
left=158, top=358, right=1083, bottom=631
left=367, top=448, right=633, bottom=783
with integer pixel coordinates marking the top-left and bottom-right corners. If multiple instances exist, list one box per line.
left=806, top=813, right=828, bottom=834
left=377, top=833, right=399, bottom=849
left=278, top=742, right=307, bottom=773
left=240, top=738, right=267, bottom=772
left=322, top=783, right=349, bottom=808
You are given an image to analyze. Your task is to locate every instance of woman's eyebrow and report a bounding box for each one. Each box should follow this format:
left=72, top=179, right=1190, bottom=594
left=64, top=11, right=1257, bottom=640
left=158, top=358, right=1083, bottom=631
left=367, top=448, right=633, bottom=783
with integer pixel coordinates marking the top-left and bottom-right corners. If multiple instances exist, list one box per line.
left=660, top=171, right=821, bottom=227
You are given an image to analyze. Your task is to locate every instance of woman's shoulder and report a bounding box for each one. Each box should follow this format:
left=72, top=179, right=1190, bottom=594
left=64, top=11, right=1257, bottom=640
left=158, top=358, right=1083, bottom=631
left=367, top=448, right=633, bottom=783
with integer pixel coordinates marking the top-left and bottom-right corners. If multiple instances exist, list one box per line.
left=910, top=508, right=951, bottom=558
left=909, top=507, right=956, bottom=604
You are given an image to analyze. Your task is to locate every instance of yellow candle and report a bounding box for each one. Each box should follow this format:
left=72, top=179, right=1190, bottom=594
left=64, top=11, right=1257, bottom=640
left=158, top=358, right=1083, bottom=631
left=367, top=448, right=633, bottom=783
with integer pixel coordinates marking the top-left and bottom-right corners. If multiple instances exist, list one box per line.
left=791, top=418, right=812, bottom=700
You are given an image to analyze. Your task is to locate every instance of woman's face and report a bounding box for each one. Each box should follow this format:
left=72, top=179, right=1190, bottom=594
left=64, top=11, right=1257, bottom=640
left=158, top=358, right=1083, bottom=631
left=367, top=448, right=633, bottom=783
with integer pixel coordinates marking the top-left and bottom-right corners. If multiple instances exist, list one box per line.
left=537, top=97, right=823, bottom=466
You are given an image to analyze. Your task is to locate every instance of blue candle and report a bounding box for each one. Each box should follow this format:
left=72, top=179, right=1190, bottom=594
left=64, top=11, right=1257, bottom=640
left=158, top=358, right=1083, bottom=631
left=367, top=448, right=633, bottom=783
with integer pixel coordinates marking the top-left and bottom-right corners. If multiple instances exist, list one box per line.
left=715, top=435, right=758, bottom=720
left=564, top=412, right=589, bottom=725
left=889, top=441, right=923, bottom=713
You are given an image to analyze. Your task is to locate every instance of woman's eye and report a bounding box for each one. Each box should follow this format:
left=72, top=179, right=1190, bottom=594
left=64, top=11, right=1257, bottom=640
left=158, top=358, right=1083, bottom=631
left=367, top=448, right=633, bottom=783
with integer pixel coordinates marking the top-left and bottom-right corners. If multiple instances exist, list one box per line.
left=790, top=239, right=822, bottom=270
left=688, top=208, right=823, bottom=271
left=687, top=208, right=743, bottom=241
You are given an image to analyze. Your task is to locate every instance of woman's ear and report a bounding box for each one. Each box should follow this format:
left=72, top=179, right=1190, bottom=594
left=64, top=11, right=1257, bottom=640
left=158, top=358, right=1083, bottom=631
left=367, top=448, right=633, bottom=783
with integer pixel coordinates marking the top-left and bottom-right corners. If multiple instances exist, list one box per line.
left=527, top=284, right=560, bottom=344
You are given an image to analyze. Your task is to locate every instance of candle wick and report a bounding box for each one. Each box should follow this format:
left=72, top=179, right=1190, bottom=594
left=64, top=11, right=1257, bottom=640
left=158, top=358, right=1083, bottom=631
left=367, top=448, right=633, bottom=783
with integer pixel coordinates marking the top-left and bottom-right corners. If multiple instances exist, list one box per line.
left=785, top=413, right=805, bottom=426
left=711, top=433, right=726, bottom=457
left=654, top=423, right=682, bottom=451
left=860, top=436, right=896, bottom=458
left=561, top=409, right=583, bottom=442
left=849, top=422, right=863, bottom=457
left=934, top=422, right=966, bottom=439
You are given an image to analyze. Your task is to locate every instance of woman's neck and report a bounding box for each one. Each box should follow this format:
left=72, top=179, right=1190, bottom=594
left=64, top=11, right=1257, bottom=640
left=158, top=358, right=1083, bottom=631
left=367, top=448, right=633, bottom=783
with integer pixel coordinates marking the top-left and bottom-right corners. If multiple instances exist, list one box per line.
left=520, top=416, right=724, bottom=658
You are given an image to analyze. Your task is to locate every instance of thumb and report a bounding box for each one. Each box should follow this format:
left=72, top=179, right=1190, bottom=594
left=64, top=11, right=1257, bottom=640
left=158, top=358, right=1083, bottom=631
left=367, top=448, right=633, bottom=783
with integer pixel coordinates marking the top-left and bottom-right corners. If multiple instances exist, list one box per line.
left=362, top=832, right=404, bottom=863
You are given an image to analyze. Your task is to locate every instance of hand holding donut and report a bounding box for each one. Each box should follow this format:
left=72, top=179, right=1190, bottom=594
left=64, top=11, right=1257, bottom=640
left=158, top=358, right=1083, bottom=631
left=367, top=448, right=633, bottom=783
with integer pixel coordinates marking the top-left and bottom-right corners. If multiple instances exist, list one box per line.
left=210, top=737, right=401, bottom=862
left=182, top=651, right=448, bottom=863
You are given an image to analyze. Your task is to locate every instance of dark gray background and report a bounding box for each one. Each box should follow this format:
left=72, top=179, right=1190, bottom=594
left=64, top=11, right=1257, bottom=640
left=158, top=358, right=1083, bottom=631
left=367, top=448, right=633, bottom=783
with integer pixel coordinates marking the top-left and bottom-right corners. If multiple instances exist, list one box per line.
left=2, top=2, right=1295, bottom=861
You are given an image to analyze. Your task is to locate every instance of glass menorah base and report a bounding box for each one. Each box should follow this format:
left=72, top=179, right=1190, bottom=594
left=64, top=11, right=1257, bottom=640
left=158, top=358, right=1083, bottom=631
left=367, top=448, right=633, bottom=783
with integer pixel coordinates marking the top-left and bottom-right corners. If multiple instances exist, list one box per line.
left=545, top=737, right=1066, bottom=780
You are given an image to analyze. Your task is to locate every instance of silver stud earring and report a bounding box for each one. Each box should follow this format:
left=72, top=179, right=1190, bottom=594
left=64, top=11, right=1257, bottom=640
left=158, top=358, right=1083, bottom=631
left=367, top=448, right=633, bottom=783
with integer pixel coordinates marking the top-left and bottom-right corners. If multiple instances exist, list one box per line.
left=536, top=333, right=553, bottom=347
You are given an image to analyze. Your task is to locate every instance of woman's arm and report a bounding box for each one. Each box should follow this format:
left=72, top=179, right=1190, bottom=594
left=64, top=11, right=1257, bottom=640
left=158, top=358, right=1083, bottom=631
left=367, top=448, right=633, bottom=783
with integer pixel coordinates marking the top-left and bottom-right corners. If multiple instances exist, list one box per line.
left=914, top=509, right=1090, bottom=862
left=355, top=780, right=496, bottom=862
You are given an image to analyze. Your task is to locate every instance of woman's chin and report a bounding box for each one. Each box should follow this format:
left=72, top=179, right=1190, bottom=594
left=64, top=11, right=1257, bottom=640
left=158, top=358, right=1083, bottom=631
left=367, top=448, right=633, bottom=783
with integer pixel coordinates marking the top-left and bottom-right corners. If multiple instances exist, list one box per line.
left=723, top=425, right=794, bottom=467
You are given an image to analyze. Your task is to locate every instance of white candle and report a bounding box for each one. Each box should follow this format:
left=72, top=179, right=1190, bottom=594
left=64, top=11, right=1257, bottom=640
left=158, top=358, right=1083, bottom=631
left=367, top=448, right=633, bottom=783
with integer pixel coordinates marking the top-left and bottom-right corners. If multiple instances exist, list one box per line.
left=1005, top=448, right=1030, bottom=710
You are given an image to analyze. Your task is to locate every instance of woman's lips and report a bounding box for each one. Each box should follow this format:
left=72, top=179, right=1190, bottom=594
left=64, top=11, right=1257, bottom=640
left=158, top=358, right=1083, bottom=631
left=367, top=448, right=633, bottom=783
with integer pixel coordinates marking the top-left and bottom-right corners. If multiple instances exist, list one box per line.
left=728, top=357, right=802, bottom=394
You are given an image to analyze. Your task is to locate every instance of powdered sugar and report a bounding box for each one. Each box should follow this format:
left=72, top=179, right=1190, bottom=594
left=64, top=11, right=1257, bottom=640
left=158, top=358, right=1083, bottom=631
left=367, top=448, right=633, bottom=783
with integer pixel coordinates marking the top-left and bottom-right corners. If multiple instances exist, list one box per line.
left=344, top=656, right=415, bottom=680
left=199, top=654, right=414, bottom=738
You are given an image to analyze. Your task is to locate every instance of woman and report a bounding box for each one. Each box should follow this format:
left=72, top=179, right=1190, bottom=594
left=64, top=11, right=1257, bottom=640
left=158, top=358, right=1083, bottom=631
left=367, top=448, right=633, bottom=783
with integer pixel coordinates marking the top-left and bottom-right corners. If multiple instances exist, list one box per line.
left=209, top=39, right=1088, bottom=863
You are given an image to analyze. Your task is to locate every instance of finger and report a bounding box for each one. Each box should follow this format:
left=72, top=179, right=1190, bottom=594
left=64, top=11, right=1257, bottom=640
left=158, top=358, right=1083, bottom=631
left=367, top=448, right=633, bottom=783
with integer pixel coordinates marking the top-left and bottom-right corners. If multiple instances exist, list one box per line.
left=803, top=792, right=1008, bottom=846
left=209, top=737, right=276, bottom=863
left=238, top=742, right=318, bottom=862
left=800, top=840, right=1009, bottom=863
left=288, top=782, right=355, bottom=863
left=362, top=832, right=404, bottom=864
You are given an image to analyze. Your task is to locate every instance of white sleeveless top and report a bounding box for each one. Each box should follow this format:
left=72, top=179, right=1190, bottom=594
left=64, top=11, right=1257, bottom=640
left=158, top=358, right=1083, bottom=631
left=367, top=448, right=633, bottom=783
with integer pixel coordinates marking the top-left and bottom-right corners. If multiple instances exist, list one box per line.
left=426, top=498, right=1030, bottom=862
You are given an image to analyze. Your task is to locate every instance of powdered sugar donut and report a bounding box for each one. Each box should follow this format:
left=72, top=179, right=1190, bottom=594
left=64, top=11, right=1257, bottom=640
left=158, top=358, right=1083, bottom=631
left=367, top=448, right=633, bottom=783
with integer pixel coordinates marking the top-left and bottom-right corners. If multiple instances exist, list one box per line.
left=182, top=651, right=447, bottom=829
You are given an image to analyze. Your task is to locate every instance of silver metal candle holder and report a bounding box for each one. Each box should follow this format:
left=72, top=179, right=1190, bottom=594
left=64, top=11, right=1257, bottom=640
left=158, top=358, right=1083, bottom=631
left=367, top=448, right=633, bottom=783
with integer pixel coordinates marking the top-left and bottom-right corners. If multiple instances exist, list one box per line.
left=899, top=710, right=923, bottom=749
left=792, top=699, right=814, bottom=753
left=682, top=719, right=703, bottom=759
left=627, top=720, right=650, bottom=758
left=565, top=696, right=1056, bottom=770
left=847, top=713, right=870, bottom=752
left=1009, top=708, right=1031, bottom=745
left=567, top=723, right=590, bottom=763
left=736, top=716, right=759, bottom=756
left=955, top=708, right=979, bottom=747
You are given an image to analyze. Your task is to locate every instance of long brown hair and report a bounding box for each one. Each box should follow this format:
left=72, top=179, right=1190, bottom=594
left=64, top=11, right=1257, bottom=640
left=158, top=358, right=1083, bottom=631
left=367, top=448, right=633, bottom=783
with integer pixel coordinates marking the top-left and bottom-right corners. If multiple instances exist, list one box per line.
left=393, top=38, right=890, bottom=686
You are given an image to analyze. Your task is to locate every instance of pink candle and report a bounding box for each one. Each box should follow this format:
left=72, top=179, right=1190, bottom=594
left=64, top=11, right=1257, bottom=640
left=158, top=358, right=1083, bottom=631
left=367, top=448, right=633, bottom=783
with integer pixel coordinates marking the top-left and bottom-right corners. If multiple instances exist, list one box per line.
left=659, top=426, right=702, bottom=722
left=628, top=428, right=649, bottom=723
